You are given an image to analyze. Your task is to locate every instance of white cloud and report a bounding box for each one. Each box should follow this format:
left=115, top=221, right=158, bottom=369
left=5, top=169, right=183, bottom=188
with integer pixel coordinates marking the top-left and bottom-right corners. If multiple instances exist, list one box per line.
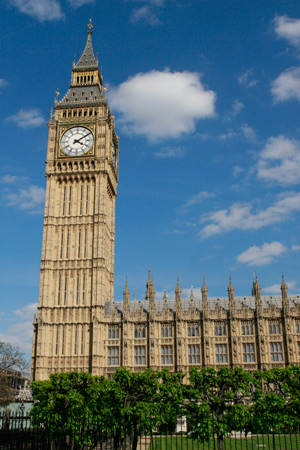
left=0, top=175, right=29, bottom=184
left=0, top=302, right=38, bottom=357
left=0, top=79, right=8, bottom=89
left=258, top=135, right=300, bottom=185
left=67, top=0, right=93, bottom=6
left=200, top=191, right=300, bottom=238
left=263, top=281, right=297, bottom=294
left=241, top=124, right=257, bottom=142
left=131, top=5, right=161, bottom=25
left=1, top=175, right=45, bottom=214
left=292, top=244, right=300, bottom=252
left=232, top=166, right=245, bottom=177
left=238, top=69, right=258, bottom=88
left=8, top=0, right=64, bottom=22
left=229, top=99, right=244, bottom=117
left=237, top=242, right=287, bottom=266
left=6, top=108, right=45, bottom=128
left=180, top=191, right=215, bottom=212
left=273, top=15, right=300, bottom=47
left=109, top=70, right=216, bottom=141
left=129, top=0, right=165, bottom=25
left=154, top=146, right=185, bottom=158
left=272, top=67, right=300, bottom=102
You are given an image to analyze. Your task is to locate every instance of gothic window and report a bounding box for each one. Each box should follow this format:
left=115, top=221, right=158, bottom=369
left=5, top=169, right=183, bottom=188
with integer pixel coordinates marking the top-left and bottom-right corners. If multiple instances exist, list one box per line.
left=161, top=325, right=172, bottom=338
left=86, top=186, right=89, bottom=214
left=62, top=186, right=66, bottom=215
left=134, top=346, right=146, bottom=365
left=81, top=327, right=84, bottom=354
left=76, top=275, right=79, bottom=305
left=215, top=344, right=228, bottom=363
left=298, top=342, right=300, bottom=360
left=84, top=76, right=86, bottom=83
left=58, top=276, right=61, bottom=305
left=68, top=112, right=71, bottom=117
left=57, top=163, right=61, bottom=171
left=79, top=110, right=82, bottom=117
left=89, top=110, right=93, bottom=116
left=82, top=273, right=85, bottom=304
left=242, top=323, right=254, bottom=336
left=108, top=347, right=119, bottom=366
left=91, top=75, right=94, bottom=82
left=62, top=329, right=65, bottom=355
left=84, top=231, right=87, bottom=258
left=64, top=277, right=67, bottom=305
left=243, top=343, right=256, bottom=362
left=108, top=326, right=120, bottom=339
left=74, top=111, right=77, bottom=117
left=215, top=323, right=226, bottom=336
left=63, top=112, right=66, bottom=118
left=135, top=326, right=146, bottom=338
left=81, top=91, right=84, bottom=96
left=68, top=186, right=72, bottom=215
left=269, top=322, right=281, bottom=335
left=66, top=231, right=69, bottom=259
left=60, top=231, right=64, bottom=259
left=90, top=91, right=93, bottom=96
left=74, top=328, right=77, bottom=355
left=296, top=323, right=300, bottom=334
left=55, top=329, right=59, bottom=355
left=84, top=110, right=87, bottom=116
left=80, top=185, right=83, bottom=214
left=188, top=345, right=200, bottom=364
left=188, top=325, right=199, bottom=337
left=78, top=231, right=81, bottom=258
left=270, top=342, right=283, bottom=361
left=88, top=76, right=90, bottom=82
left=161, top=346, right=173, bottom=365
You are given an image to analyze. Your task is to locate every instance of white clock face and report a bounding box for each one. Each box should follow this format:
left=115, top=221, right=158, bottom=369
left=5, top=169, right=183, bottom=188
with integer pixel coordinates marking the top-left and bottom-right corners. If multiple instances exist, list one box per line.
left=61, top=126, right=94, bottom=156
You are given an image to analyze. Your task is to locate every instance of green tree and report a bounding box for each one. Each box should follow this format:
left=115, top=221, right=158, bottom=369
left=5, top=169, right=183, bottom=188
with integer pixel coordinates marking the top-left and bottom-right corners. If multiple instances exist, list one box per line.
left=112, top=368, right=161, bottom=450
left=31, top=371, right=109, bottom=449
left=252, top=366, right=300, bottom=435
left=187, top=366, right=254, bottom=450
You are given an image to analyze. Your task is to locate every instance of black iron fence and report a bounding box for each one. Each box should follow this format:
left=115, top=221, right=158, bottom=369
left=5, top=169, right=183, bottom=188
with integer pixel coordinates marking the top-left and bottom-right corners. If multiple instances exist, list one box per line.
left=1, top=411, right=300, bottom=450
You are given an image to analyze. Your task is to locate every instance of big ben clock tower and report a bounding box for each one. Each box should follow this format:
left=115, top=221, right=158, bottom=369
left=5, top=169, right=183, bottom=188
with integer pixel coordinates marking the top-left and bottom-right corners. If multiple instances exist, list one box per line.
left=31, top=21, right=119, bottom=381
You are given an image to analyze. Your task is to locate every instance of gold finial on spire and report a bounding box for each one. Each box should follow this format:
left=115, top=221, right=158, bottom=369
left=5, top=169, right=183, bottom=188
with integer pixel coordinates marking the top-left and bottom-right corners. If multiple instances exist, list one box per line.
left=87, top=18, right=93, bottom=34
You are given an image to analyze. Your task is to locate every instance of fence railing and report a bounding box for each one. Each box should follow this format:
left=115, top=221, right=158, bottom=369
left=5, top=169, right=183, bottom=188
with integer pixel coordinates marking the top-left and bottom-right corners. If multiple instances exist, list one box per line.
left=1, top=411, right=300, bottom=450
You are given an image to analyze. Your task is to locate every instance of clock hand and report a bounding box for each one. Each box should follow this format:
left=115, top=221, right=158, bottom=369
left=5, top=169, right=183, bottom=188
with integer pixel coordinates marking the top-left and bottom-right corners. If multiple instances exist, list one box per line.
left=73, top=133, right=91, bottom=145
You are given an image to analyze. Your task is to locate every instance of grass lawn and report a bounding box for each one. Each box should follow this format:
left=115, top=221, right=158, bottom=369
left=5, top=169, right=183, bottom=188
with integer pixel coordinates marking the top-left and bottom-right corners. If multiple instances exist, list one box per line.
left=149, top=434, right=300, bottom=450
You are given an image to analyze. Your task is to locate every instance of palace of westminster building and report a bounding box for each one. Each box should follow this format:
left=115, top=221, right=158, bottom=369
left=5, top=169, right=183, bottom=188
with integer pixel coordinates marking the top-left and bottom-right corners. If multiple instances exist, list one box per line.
left=31, top=22, right=300, bottom=381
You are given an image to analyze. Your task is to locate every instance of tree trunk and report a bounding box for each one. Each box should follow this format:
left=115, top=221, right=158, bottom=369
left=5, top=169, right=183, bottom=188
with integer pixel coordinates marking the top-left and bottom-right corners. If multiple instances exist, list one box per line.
left=217, top=434, right=224, bottom=450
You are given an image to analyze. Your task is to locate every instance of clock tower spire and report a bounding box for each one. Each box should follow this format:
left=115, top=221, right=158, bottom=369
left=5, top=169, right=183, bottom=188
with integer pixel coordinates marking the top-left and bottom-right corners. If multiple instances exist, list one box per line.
left=31, top=22, right=119, bottom=381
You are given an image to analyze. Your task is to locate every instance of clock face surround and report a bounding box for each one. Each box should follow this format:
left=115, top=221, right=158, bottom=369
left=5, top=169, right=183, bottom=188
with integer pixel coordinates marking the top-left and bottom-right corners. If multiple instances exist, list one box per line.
left=61, top=126, right=94, bottom=156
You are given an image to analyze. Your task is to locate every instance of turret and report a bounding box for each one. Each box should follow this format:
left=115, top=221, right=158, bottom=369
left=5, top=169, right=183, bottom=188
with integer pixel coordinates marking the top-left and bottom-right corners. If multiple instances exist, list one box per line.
left=252, top=275, right=262, bottom=311
left=201, top=276, right=208, bottom=314
left=145, top=269, right=155, bottom=313
left=175, top=277, right=182, bottom=314
left=123, top=278, right=130, bottom=314
left=281, top=275, right=289, bottom=313
left=228, top=276, right=235, bottom=314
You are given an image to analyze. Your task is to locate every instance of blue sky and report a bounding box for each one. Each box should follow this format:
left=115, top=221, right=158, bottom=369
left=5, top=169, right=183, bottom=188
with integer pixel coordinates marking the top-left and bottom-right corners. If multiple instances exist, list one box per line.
left=1, top=0, right=300, bottom=359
